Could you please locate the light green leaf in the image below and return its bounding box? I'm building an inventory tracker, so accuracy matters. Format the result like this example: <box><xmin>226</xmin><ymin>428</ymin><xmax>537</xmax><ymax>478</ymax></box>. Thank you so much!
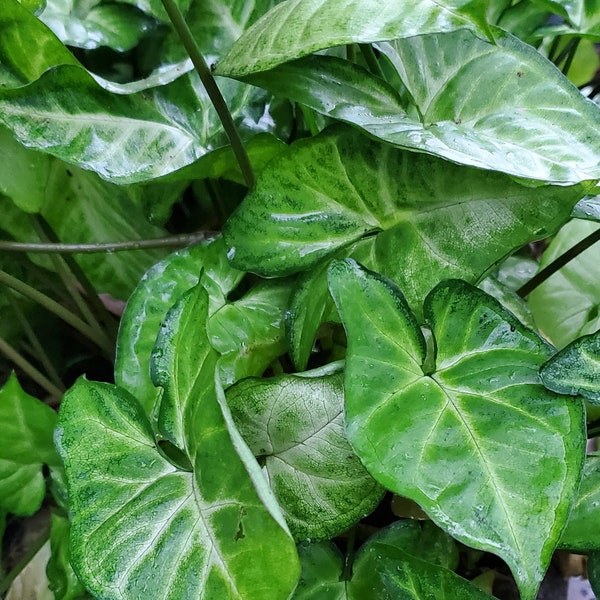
<box><xmin>0</xmin><ymin>126</ymin><xmax>51</xmax><ymax>213</ymax></box>
<box><xmin>572</xmin><ymin>194</ymin><xmax>600</xmax><ymax>221</ymax></box>
<box><xmin>57</xmin><ymin>288</ymin><xmax>300</xmax><ymax>600</ymax></box>
<box><xmin>215</xmin><ymin>0</ymin><xmax>491</xmax><ymax>78</ymax></box>
<box><xmin>0</xmin><ymin>0</ymin><xmax>78</xmax><ymax>87</ymax></box>
<box><xmin>47</xmin><ymin>513</ymin><xmax>90</xmax><ymax>600</ymax></box>
<box><xmin>162</xmin><ymin>0</ymin><xmax>280</xmax><ymax>64</ymax></box>
<box><xmin>115</xmin><ymin>238</ymin><xmax>243</xmax><ymax>412</ymax></box>
<box><xmin>559</xmin><ymin>453</ymin><xmax>600</xmax><ymax>550</ymax></box>
<box><xmin>293</xmin><ymin>522</ymin><xmax>489</xmax><ymax>600</ymax></box>
<box><xmin>535</xmin><ymin>0</ymin><xmax>600</xmax><ymax>37</ymax></box>
<box><xmin>328</xmin><ymin>260</ymin><xmax>585</xmax><ymax>600</ymax></box>
<box><xmin>529</xmin><ymin>219</ymin><xmax>600</xmax><ymax>349</ymax></box>
<box><xmin>40</xmin><ymin>0</ymin><xmax>155</xmax><ymax>51</ymax></box>
<box><xmin>113</xmin><ymin>0</ymin><xmax>191</xmax><ymax>22</ymax></box>
<box><xmin>0</xmin><ymin>373</ymin><xmax>60</xmax><ymax>516</ymax></box>
<box><xmin>226</xmin><ymin>364</ymin><xmax>384</xmax><ymax>540</ymax></box>
<box><xmin>540</xmin><ymin>329</ymin><xmax>600</xmax><ymax>402</ymax></box>
<box><xmin>208</xmin><ymin>279</ymin><xmax>292</xmax><ymax>387</ymax></box>
<box><xmin>239</xmin><ymin>28</ymin><xmax>600</xmax><ymax>183</ymax></box>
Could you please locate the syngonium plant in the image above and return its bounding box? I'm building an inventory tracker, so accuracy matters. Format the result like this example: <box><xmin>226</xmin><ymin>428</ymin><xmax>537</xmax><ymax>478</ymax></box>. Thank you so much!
<box><xmin>1</xmin><ymin>0</ymin><xmax>600</xmax><ymax>599</ymax></box>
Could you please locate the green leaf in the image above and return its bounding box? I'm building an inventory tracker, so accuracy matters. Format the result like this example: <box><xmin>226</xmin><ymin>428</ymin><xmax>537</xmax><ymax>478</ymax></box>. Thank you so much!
<box><xmin>215</xmin><ymin>0</ymin><xmax>491</xmax><ymax>78</ymax></box>
<box><xmin>57</xmin><ymin>303</ymin><xmax>299</xmax><ymax>599</ymax></box>
<box><xmin>47</xmin><ymin>513</ymin><xmax>90</xmax><ymax>600</ymax></box>
<box><xmin>529</xmin><ymin>219</ymin><xmax>600</xmax><ymax>349</ymax></box>
<box><xmin>572</xmin><ymin>193</ymin><xmax>600</xmax><ymax>221</ymax></box>
<box><xmin>40</xmin><ymin>0</ymin><xmax>155</xmax><ymax>51</ymax></box>
<box><xmin>293</xmin><ymin>522</ymin><xmax>489</xmax><ymax>600</ymax></box>
<box><xmin>208</xmin><ymin>279</ymin><xmax>292</xmax><ymax>387</ymax></box>
<box><xmin>0</xmin><ymin>0</ymin><xmax>78</xmax><ymax>87</ymax></box>
<box><xmin>0</xmin><ymin>126</ymin><xmax>51</xmax><ymax>213</ymax></box>
<box><xmin>535</xmin><ymin>0</ymin><xmax>600</xmax><ymax>37</ymax></box>
<box><xmin>239</xmin><ymin>28</ymin><xmax>600</xmax><ymax>183</ymax></box>
<box><xmin>559</xmin><ymin>454</ymin><xmax>600</xmax><ymax>550</ymax></box>
<box><xmin>540</xmin><ymin>330</ymin><xmax>600</xmax><ymax>402</ymax></box>
<box><xmin>162</xmin><ymin>0</ymin><xmax>280</xmax><ymax>64</ymax></box>
<box><xmin>114</xmin><ymin>0</ymin><xmax>191</xmax><ymax>22</ymax></box>
<box><xmin>225</xmin><ymin>127</ymin><xmax>585</xmax><ymax>282</ymax></box>
<box><xmin>226</xmin><ymin>363</ymin><xmax>384</xmax><ymax>540</ymax></box>
<box><xmin>0</xmin><ymin>373</ymin><xmax>60</xmax><ymax>516</ymax></box>
<box><xmin>328</xmin><ymin>260</ymin><xmax>585</xmax><ymax>600</ymax></box>
<box><xmin>115</xmin><ymin>238</ymin><xmax>243</xmax><ymax>413</ymax></box>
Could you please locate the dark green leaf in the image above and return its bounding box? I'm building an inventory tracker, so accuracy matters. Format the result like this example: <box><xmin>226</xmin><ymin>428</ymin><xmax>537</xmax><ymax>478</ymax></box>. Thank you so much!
<box><xmin>47</xmin><ymin>513</ymin><xmax>90</xmax><ymax>600</ymax></box>
<box><xmin>0</xmin><ymin>373</ymin><xmax>60</xmax><ymax>516</ymax></box>
<box><xmin>541</xmin><ymin>330</ymin><xmax>600</xmax><ymax>402</ymax></box>
<box><xmin>215</xmin><ymin>0</ymin><xmax>492</xmax><ymax>77</ymax></box>
<box><xmin>0</xmin><ymin>0</ymin><xmax>77</xmax><ymax>87</ymax></box>
<box><xmin>226</xmin><ymin>363</ymin><xmax>384</xmax><ymax>540</ymax></box>
<box><xmin>559</xmin><ymin>454</ymin><xmax>600</xmax><ymax>550</ymax></box>
<box><xmin>40</xmin><ymin>1</ymin><xmax>155</xmax><ymax>51</ymax></box>
<box><xmin>328</xmin><ymin>260</ymin><xmax>585</xmax><ymax>600</ymax></box>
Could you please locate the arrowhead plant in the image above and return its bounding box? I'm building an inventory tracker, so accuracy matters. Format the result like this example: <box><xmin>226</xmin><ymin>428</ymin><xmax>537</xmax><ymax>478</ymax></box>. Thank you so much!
<box><xmin>1</xmin><ymin>1</ymin><xmax>600</xmax><ymax>599</ymax></box>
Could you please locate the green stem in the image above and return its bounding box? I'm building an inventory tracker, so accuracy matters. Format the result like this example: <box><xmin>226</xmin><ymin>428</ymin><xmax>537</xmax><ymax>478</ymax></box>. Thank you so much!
<box><xmin>34</xmin><ymin>216</ymin><xmax>119</xmax><ymax>345</ymax></box>
<box><xmin>0</xmin><ymin>231</ymin><xmax>211</xmax><ymax>254</ymax></box>
<box><xmin>0</xmin><ymin>526</ymin><xmax>50</xmax><ymax>596</ymax></box>
<box><xmin>0</xmin><ymin>337</ymin><xmax>64</xmax><ymax>400</ymax></box>
<box><xmin>31</xmin><ymin>216</ymin><xmax>112</xmax><ymax>350</ymax></box>
<box><xmin>0</xmin><ymin>269</ymin><xmax>113</xmax><ymax>357</ymax></box>
<box><xmin>7</xmin><ymin>293</ymin><xmax>65</xmax><ymax>393</ymax></box>
<box><xmin>517</xmin><ymin>228</ymin><xmax>600</xmax><ymax>297</ymax></box>
<box><xmin>548</xmin><ymin>35</ymin><xmax>562</xmax><ymax>63</ymax></box>
<box><xmin>160</xmin><ymin>0</ymin><xmax>254</xmax><ymax>188</ymax></box>
<box><xmin>561</xmin><ymin>37</ymin><xmax>581</xmax><ymax>77</ymax></box>
<box><xmin>341</xmin><ymin>526</ymin><xmax>357</xmax><ymax>581</ymax></box>
<box><xmin>359</xmin><ymin>43</ymin><xmax>384</xmax><ymax>79</ymax></box>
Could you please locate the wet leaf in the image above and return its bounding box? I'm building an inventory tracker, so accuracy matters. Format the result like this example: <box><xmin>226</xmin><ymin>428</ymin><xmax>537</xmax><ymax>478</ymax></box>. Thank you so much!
<box><xmin>328</xmin><ymin>260</ymin><xmax>585</xmax><ymax>600</ymax></box>
<box><xmin>226</xmin><ymin>363</ymin><xmax>384</xmax><ymax>540</ymax></box>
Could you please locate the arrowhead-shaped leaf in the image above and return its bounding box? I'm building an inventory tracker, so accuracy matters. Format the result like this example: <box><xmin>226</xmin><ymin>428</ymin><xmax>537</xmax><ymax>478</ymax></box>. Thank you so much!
<box><xmin>541</xmin><ymin>330</ymin><xmax>600</xmax><ymax>403</ymax></box>
<box><xmin>226</xmin><ymin>363</ymin><xmax>384</xmax><ymax>540</ymax></box>
<box><xmin>57</xmin><ymin>284</ymin><xmax>299</xmax><ymax>600</ymax></box>
<box><xmin>0</xmin><ymin>373</ymin><xmax>60</xmax><ymax>516</ymax></box>
<box><xmin>215</xmin><ymin>0</ymin><xmax>491</xmax><ymax>77</ymax></box>
<box><xmin>327</xmin><ymin>259</ymin><xmax>585</xmax><ymax>600</ymax></box>
<box><xmin>238</xmin><ymin>28</ymin><xmax>600</xmax><ymax>183</ymax></box>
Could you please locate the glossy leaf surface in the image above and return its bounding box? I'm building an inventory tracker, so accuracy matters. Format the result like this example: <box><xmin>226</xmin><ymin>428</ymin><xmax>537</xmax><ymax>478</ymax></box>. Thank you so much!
<box><xmin>529</xmin><ymin>219</ymin><xmax>600</xmax><ymax>349</ymax></box>
<box><xmin>215</xmin><ymin>0</ymin><xmax>491</xmax><ymax>77</ymax></box>
<box><xmin>40</xmin><ymin>1</ymin><xmax>155</xmax><ymax>52</ymax></box>
<box><xmin>293</xmin><ymin>521</ymin><xmax>488</xmax><ymax>600</ymax></box>
<box><xmin>227</xmin><ymin>364</ymin><xmax>384</xmax><ymax>539</ymax></box>
<box><xmin>328</xmin><ymin>260</ymin><xmax>585</xmax><ymax>600</ymax></box>
<box><xmin>0</xmin><ymin>373</ymin><xmax>60</xmax><ymax>516</ymax></box>
<box><xmin>559</xmin><ymin>454</ymin><xmax>600</xmax><ymax>550</ymax></box>
<box><xmin>115</xmin><ymin>238</ymin><xmax>243</xmax><ymax>412</ymax></box>
<box><xmin>536</xmin><ymin>0</ymin><xmax>600</xmax><ymax>37</ymax></box>
<box><xmin>57</xmin><ymin>286</ymin><xmax>299</xmax><ymax>599</ymax></box>
<box><xmin>240</xmin><ymin>28</ymin><xmax>600</xmax><ymax>183</ymax></box>
<box><xmin>541</xmin><ymin>330</ymin><xmax>600</xmax><ymax>402</ymax></box>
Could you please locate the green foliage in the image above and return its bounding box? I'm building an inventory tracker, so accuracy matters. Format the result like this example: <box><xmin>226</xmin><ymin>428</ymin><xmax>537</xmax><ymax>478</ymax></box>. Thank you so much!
<box><xmin>1</xmin><ymin>0</ymin><xmax>600</xmax><ymax>598</ymax></box>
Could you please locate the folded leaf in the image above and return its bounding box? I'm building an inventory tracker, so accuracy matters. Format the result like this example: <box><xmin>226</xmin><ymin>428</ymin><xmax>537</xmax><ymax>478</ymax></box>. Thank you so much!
<box><xmin>328</xmin><ymin>260</ymin><xmax>585</xmax><ymax>600</ymax></box>
<box><xmin>57</xmin><ymin>286</ymin><xmax>299</xmax><ymax>600</ymax></box>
